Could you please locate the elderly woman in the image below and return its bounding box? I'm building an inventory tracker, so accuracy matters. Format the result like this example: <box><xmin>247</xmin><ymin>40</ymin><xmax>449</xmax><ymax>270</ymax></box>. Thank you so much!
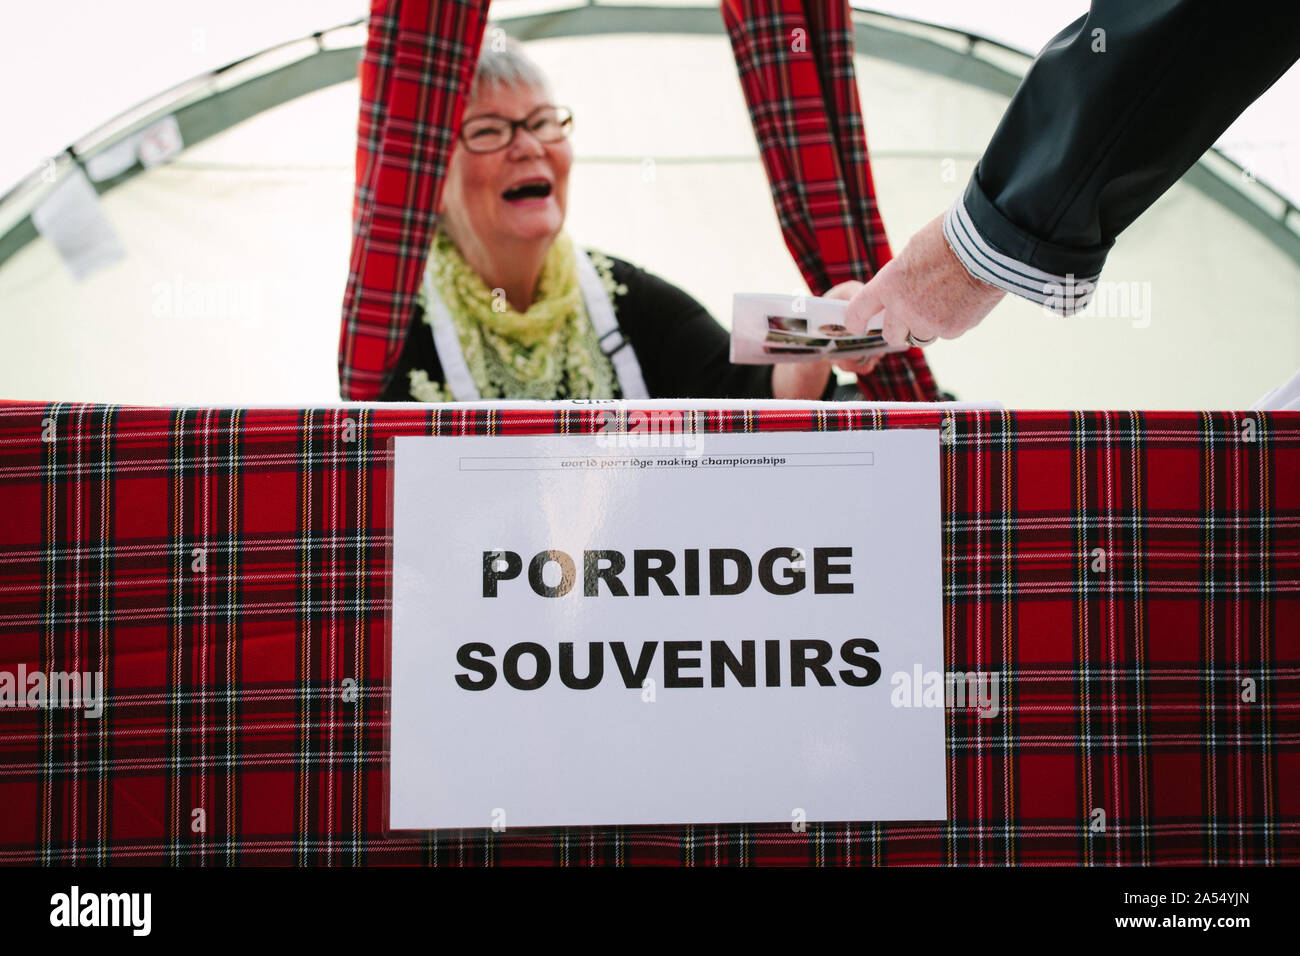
<box><xmin>378</xmin><ymin>38</ymin><xmax>877</xmax><ymax>402</ymax></box>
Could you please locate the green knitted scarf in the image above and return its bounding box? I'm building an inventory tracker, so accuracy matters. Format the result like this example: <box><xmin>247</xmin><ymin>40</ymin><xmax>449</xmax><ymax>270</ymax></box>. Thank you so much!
<box><xmin>414</xmin><ymin>227</ymin><xmax>619</xmax><ymax>401</ymax></box>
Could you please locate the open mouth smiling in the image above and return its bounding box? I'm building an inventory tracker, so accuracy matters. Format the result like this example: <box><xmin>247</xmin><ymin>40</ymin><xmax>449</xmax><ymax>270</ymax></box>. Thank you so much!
<box><xmin>502</xmin><ymin>179</ymin><xmax>553</xmax><ymax>202</ymax></box>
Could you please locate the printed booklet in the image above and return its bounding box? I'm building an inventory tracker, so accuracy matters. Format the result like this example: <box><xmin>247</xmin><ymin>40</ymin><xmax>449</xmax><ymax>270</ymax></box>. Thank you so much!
<box><xmin>730</xmin><ymin>292</ymin><xmax>908</xmax><ymax>365</ymax></box>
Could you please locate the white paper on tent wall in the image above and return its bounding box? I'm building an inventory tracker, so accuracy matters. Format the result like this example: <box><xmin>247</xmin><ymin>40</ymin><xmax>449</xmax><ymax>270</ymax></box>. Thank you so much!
<box><xmin>85</xmin><ymin>139</ymin><xmax>140</xmax><ymax>183</ymax></box>
<box><xmin>30</xmin><ymin>164</ymin><xmax>126</xmax><ymax>281</ymax></box>
<box><xmin>137</xmin><ymin>115</ymin><xmax>184</xmax><ymax>168</ymax></box>
<box><xmin>85</xmin><ymin>115</ymin><xmax>185</xmax><ymax>182</ymax></box>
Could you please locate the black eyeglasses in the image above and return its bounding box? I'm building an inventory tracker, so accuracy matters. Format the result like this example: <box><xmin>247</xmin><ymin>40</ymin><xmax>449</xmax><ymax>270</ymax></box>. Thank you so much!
<box><xmin>459</xmin><ymin>105</ymin><xmax>574</xmax><ymax>154</ymax></box>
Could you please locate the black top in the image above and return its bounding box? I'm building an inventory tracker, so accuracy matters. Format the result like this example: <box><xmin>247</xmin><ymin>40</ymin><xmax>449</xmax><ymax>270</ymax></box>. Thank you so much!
<box><xmin>377</xmin><ymin>250</ymin><xmax>835</xmax><ymax>401</ymax></box>
<box><xmin>963</xmin><ymin>0</ymin><xmax>1300</xmax><ymax>279</ymax></box>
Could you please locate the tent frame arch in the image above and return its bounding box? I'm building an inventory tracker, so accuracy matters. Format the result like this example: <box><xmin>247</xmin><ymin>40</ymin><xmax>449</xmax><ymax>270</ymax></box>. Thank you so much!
<box><xmin>2</xmin><ymin>0</ymin><xmax>1296</xmax><ymax>271</ymax></box>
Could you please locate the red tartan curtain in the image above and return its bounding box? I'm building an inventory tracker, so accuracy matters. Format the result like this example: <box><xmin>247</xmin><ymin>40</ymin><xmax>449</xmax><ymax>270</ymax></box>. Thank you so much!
<box><xmin>721</xmin><ymin>0</ymin><xmax>940</xmax><ymax>401</ymax></box>
<box><xmin>339</xmin><ymin>0</ymin><xmax>939</xmax><ymax>402</ymax></box>
<box><xmin>338</xmin><ymin>0</ymin><xmax>491</xmax><ymax>400</ymax></box>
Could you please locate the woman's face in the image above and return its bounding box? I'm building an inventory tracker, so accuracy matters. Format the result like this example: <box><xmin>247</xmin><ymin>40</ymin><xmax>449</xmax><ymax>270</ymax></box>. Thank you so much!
<box><xmin>438</xmin><ymin>82</ymin><xmax>572</xmax><ymax>250</ymax></box>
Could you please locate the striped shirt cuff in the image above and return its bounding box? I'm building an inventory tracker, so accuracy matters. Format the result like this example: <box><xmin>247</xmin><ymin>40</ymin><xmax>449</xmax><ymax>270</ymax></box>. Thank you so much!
<box><xmin>942</xmin><ymin>197</ymin><xmax>1100</xmax><ymax>316</ymax></box>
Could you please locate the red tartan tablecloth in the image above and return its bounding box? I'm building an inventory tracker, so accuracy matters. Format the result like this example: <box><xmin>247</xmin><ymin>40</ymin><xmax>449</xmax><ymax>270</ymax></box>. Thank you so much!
<box><xmin>0</xmin><ymin>402</ymin><xmax>1296</xmax><ymax>865</ymax></box>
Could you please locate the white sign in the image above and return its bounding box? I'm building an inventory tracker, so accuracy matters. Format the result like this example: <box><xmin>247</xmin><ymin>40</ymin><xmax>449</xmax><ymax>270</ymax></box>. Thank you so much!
<box><xmin>389</xmin><ymin>427</ymin><xmax>945</xmax><ymax>829</ymax></box>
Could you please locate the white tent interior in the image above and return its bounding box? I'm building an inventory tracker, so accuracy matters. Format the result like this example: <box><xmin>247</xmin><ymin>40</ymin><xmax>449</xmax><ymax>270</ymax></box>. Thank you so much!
<box><xmin>1</xmin><ymin>0</ymin><xmax>1297</xmax><ymax>407</ymax></box>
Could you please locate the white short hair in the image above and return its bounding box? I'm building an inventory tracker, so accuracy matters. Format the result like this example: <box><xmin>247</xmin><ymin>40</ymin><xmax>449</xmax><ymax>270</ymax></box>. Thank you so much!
<box><xmin>469</xmin><ymin>32</ymin><xmax>553</xmax><ymax>101</ymax></box>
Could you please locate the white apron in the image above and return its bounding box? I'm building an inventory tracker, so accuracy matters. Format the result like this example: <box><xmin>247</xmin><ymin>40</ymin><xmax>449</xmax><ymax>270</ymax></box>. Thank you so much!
<box><xmin>421</xmin><ymin>249</ymin><xmax>649</xmax><ymax>401</ymax></box>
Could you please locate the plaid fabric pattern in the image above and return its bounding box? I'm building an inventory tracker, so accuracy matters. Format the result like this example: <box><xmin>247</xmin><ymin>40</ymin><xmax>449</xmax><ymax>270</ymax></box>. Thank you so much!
<box><xmin>1</xmin><ymin>401</ymin><xmax>1296</xmax><ymax>865</ymax></box>
<box><xmin>339</xmin><ymin>0</ymin><xmax>491</xmax><ymax>400</ymax></box>
<box><xmin>721</xmin><ymin>0</ymin><xmax>939</xmax><ymax>402</ymax></box>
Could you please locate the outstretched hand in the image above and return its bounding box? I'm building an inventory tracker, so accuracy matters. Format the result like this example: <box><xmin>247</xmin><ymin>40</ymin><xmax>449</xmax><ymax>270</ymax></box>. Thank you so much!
<box><xmin>843</xmin><ymin>214</ymin><xmax>1006</xmax><ymax>348</ymax></box>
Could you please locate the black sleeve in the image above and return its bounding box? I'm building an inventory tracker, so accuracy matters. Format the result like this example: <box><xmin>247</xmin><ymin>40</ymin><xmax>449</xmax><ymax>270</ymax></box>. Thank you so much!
<box><xmin>962</xmin><ymin>0</ymin><xmax>1300</xmax><ymax>281</ymax></box>
<box><xmin>378</xmin><ymin>259</ymin><xmax>835</xmax><ymax>401</ymax></box>
<box><xmin>606</xmin><ymin>256</ymin><xmax>834</xmax><ymax>400</ymax></box>
<box><xmin>377</xmin><ymin>304</ymin><xmax>445</xmax><ymax>401</ymax></box>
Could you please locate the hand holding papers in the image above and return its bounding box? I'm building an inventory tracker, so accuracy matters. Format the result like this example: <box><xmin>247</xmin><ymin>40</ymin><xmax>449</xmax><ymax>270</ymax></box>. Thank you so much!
<box><xmin>730</xmin><ymin>293</ymin><xmax>909</xmax><ymax>366</ymax></box>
